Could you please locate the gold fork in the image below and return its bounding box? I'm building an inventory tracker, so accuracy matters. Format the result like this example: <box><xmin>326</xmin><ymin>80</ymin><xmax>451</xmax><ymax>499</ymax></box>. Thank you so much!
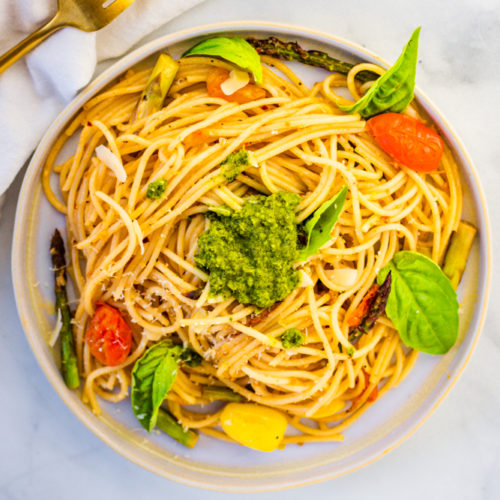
<box><xmin>0</xmin><ymin>0</ymin><xmax>135</xmax><ymax>75</ymax></box>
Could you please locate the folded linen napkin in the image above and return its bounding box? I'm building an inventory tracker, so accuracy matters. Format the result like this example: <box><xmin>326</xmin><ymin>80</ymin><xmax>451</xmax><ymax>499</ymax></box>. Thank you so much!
<box><xmin>0</xmin><ymin>0</ymin><xmax>204</xmax><ymax>215</ymax></box>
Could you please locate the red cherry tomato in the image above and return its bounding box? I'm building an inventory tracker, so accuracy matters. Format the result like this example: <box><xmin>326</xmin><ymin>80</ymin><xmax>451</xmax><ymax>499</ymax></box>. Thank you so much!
<box><xmin>366</xmin><ymin>113</ymin><xmax>444</xmax><ymax>172</ymax></box>
<box><xmin>206</xmin><ymin>68</ymin><xmax>267</xmax><ymax>104</ymax></box>
<box><xmin>347</xmin><ymin>283</ymin><xmax>380</xmax><ymax>328</ymax></box>
<box><xmin>86</xmin><ymin>303</ymin><xmax>132</xmax><ymax>366</ymax></box>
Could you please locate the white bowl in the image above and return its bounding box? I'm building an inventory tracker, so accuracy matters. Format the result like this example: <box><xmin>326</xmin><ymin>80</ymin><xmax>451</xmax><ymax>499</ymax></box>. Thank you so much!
<box><xmin>11</xmin><ymin>21</ymin><xmax>491</xmax><ymax>492</ymax></box>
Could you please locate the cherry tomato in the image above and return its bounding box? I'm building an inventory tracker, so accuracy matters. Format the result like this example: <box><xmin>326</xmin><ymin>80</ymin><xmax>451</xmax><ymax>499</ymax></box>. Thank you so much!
<box><xmin>85</xmin><ymin>303</ymin><xmax>132</xmax><ymax>366</ymax></box>
<box><xmin>347</xmin><ymin>283</ymin><xmax>379</xmax><ymax>328</ymax></box>
<box><xmin>366</xmin><ymin>112</ymin><xmax>444</xmax><ymax>172</ymax></box>
<box><xmin>206</xmin><ymin>68</ymin><xmax>267</xmax><ymax>104</ymax></box>
<box><xmin>220</xmin><ymin>403</ymin><xmax>287</xmax><ymax>452</ymax></box>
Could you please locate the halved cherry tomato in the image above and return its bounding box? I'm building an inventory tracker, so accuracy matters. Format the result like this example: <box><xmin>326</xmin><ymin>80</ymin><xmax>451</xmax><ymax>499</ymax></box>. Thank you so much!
<box><xmin>366</xmin><ymin>112</ymin><xmax>443</xmax><ymax>172</ymax></box>
<box><xmin>347</xmin><ymin>283</ymin><xmax>379</xmax><ymax>328</ymax></box>
<box><xmin>206</xmin><ymin>68</ymin><xmax>267</xmax><ymax>104</ymax></box>
<box><xmin>85</xmin><ymin>303</ymin><xmax>132</xmax><ymax>366</ymax></box>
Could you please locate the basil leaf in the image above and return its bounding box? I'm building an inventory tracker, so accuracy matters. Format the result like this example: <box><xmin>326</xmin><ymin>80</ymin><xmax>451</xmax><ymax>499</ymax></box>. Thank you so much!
<box><xmin>377</xmin><ymin>251</ymin><xmax>459</xmax><ymax>354</ymax></box>
<box><xmin>183</xmin><ymin>36</ymin><xmax>263</xmax><ymax>84</ymax></box>
<box><xmin>298</xmin><ymin>185</ymin><xmax>348</xmax><ymax>260</ymax></box>
<box><xmin>339</xmin><ymin>28</ymin><xmax>420</xmax><ymax>118</ymax></box>
<box><xmin>131</xmin><ymin>341</ymin><xmax>183</xmax><ymax>432</ymax></box>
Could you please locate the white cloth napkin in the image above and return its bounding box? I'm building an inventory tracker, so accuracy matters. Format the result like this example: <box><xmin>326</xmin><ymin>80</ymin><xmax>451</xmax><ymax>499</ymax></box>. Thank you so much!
<box><xmin>0</xmin><ymin>0</ymin><xmax>204</xmax><ymax>212</ymax></box>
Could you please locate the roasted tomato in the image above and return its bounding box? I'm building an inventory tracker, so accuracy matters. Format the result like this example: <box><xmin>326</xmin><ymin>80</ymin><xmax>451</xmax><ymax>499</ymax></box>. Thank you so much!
<box><xmin>85</xmin><ymin>303</ymin><xmax>132</xmax><ymax>366</ymax></box>
<box><xmin>347</xmin><ymin>283</ymin><xmax>380</xmax><ymax>328</ymax></box>
<box><xmin>206</xmin><ymin>67</ymin><xmax>267</xmax><ymax>104</ymax></box>
<box><xmin>366</xmin><ymin>112</ymin><xmax>444</xmax><ymax>172</ymax></box>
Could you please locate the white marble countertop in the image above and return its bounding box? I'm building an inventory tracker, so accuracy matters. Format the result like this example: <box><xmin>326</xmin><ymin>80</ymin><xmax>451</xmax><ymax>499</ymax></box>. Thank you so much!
<box><xmin>1</xmin><ymin>0</ymin><xmax>499</xmax><ymax>498</ymax></box>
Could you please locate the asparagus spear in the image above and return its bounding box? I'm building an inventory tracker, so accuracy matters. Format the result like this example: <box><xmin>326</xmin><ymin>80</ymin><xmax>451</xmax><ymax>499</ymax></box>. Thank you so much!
<box><xmin>442</xmin><ymin>221</ymin><xmax>477</xmax><ymax>290</ymax></box>
<box><xmin>50</xmin><ymin>229</ymin><xmax>80</xmax><ymax>389</ymax></box>
<box><xmin>247</xmin><ymin>36</ymin><xmax>379</xmax><ymax>83</ymax></box>
<box><xmin>156</xmin><ymin>409</ymin><xmax>199</xmax><ymax>448</ymax></box>
<box><xmin>349</xmin><ymin>272</ymin><xmax>392</xmax><ymax>345</ymax></box>
<box><xmin>202</xmin><ymin>385</ymin><xmax>244</xmax><ymax>402</ymax></box>
<box><xmin>133</xmin><ymin>53</ymin><xmax>179</xmax><ymax>121</ymax></box>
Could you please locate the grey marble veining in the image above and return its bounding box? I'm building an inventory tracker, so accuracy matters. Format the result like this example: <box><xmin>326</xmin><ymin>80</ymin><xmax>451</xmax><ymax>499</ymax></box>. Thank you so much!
<box><xmin>1</xmin><ymin>1</ymin><xmax>499</xmax><ymax>499</ymax></box>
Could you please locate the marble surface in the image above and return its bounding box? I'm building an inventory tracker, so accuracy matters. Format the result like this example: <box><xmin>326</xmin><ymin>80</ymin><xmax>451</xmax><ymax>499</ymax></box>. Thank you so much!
<box><xmin>1</xmin><ymin>0</ymin><xmax>499</xmax><ymax>498</ymax></box>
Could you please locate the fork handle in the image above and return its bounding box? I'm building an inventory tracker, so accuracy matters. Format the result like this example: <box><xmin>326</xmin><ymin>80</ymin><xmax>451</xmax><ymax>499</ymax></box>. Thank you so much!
<box><xmin>0</xmin><ymin>15</ymin><xmax>66</xmax><ymax>75</ymax></box>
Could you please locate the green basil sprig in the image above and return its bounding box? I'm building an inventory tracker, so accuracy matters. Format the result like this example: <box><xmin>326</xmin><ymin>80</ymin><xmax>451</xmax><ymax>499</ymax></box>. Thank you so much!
<box><xmin>378</xmin><ymin>251</ymin><xmax>459</xmax><ymax>355</ymax></box>
<box><xmin>298</xmin><ymin>185</ymin><xmax>348</xmax><ymax>261</ymax></box>
<box><xmin>131</xmin><ymin>341</ymin><xmax>201</xmax><ymax>432</ymax></box>
<box><xmin>183</xmin><ymin>36</ymin><xmax>263</xmax><ymax>84</ymax></box>
<box><xmin>339</xmin><ymin>28</ymin><xmax>420</xmax><ymax>118</ymax></box>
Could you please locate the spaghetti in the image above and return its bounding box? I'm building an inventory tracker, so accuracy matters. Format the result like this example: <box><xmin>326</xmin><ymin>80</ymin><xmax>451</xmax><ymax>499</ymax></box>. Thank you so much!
<box><xmin>43</xmin><ymin>51</ymin><xmax>462</xmax><ymax>447</ymax></box>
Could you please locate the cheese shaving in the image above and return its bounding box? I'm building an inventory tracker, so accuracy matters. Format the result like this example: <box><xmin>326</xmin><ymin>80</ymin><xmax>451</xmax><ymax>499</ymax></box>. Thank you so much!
<box><xmin>96</xmin><ymin>145</ymin><xmax>127</xmax><ymax>183</ymax></box>
<box><xmin>326</xmin><ymin>268</ymin><xmax>358</xmax><ymax>288</ymax></box>
<box><xmin>220</xmin><ymin>69</ymin><xmax>250</xmax><ymax>96</ymax></box>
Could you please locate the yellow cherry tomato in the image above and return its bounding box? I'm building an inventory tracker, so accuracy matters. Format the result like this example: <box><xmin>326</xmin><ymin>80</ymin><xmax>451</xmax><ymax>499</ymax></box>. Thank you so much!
<box><xmin>312</xmin><ymin>399</ymin><xmax>345</xmax><ymax>419</ymax></box>
<box><xmin>220</xmin><ymin>403</ymin><xmax>288</xmax><ymax>452</ymax></box>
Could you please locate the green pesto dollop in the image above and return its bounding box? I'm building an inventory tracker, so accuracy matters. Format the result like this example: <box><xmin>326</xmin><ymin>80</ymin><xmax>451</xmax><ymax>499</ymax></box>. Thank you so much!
<box><xmin>146</xmin><ymin>178</ymin><xmax>167</xmax><ymax>199</ymax></box>
<box><xmin>195</xmin><ymin>191</ymin><xmax>301</xmax><ymax>308</ymax></box>
<box><xmin>221</xmin><ymin>148</ymin><xmax>250</xmax><ymax>182</ymax></box>
<box><xmin>280</xmin><ymin>328</ymin><xmax>305</xmax><ymax>348</ymax></box>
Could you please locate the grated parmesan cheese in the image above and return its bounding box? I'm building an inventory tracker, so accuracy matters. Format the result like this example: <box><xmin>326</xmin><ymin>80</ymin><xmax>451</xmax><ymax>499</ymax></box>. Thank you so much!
<box><xmin>95</xmin><ymin>144</ymin><xmax>127</xmax><ymax>183</ymax></box>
